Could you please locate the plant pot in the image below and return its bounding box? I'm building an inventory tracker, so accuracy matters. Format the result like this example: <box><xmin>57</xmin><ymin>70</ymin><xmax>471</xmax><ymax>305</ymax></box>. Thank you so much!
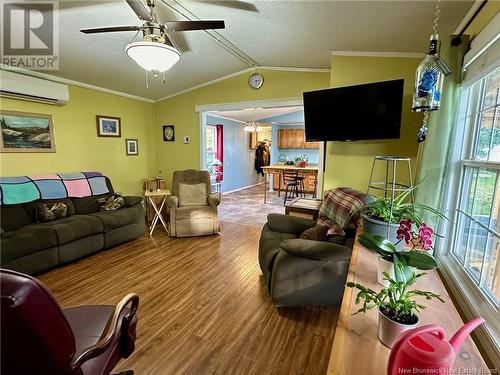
<box><xmin>362</xmin><ymin>214</ymin><xmax>404</xmax><ymax>250</ymax></box>
<box><xmin>377</xmin><ymin>307</ymin><xmax>419</xmax><ymax>348</ymax></box>
<box><xmin>377</xmin><ymin>256</ymin><xmax>395</xmax><ymax>287</ymax></box>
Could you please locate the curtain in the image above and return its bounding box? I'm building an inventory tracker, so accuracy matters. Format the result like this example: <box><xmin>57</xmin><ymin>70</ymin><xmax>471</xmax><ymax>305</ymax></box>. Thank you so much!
<box><xmin>414</xmin><ymin>35</ymin><xmax>469</xmax><ymax>233</ymax></box>
<box><xmin>216</xmin><ymin>125</ymin><xmax>223</xmax><ymax>182</ymax></box>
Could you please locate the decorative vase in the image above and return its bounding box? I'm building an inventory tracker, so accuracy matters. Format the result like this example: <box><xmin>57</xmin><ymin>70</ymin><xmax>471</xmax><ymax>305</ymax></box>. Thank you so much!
<box><xmin>362</xmin><ymin>214</ymin><xmax>404</xmax><ymax>250</ymax></box>
<box><xmin>378</xmin><ymin>307</ymin><xmax>419</xmax><ymax>348</ymax></box>
<box><xmin>377</xmin><ymin>256</ymin><xmax>395</xmax><ymax>287</ymax></box>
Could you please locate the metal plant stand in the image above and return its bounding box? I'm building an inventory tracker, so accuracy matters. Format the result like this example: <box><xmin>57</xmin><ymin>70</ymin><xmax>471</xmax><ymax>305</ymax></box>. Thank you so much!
<box><xmin>367</xmin><ymin>156</ymin><xmax>415</xmax><ymax>236</ymax></box>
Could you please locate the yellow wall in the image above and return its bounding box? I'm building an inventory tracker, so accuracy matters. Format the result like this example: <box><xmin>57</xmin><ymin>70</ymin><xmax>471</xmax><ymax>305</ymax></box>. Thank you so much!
<box><xmin>0</xmin><ymin>86</ymin><xmax>155</xmax><ymax>195</ymax></box>
<box><xmin>464</xmin><ymin>2</ymin><xmax>500</xmax><ymax>40</ymax></box>
<box><xmin>323</xmin><ymin>56</ymin><xmax>422</xmax><ymax>192</ymax></box>
<box><xmin>154</xmin><ymin>70</ymin><xmax>330</xmax><ymax>188</ymax></box>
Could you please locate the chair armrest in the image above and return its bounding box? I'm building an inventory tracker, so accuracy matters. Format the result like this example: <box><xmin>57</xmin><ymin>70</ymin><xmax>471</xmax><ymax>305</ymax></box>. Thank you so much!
<box><xmin>280</xmin><ymin>238</ymin><xmax>351</xmax><ymax>262</ymax></box>
<box><xmin>208</xmin><ymin>194</ymin><xmax>220</xmax><ymax>207</ymax></box>
<box><xmin>267</xmin><ymin>213</ymin><xmax>315</xmax><ymax>235</ymax></box>
<box><xmin>167</xmin><ymin>196</ymin><xmax>179</xmax><ymax>208</ymax></box>
<box><xmin>69</xmin><ymin>293</ymin><xmax>139</xmax><ymax>372</ymax></box>
<box><xmin>123</xmin><ymin>196</ymin><xmax>143</xmax><ymax>207</ymax></box>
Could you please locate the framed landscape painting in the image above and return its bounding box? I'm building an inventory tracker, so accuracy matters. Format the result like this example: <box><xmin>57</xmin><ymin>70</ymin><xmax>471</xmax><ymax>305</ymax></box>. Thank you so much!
<box><xmin>96</xmin><ymin>115</ymin><xmax>121</xmax><ymax>137</ymax></box>
<box><xmin>0</xmin><ymin>111</ymin><xmax>56</xmax><ymax>153</ymax></box>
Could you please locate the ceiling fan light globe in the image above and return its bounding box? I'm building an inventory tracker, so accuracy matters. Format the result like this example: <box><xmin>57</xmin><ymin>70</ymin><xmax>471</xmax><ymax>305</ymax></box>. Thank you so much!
<box><xmin>243</xmin><ymin>124</ymin><xmax>254</xmax><ymax>132</ymax></box>
<box><xmin>125</xmin><ymin>41</ymin><xmax>180</xmax><ymax>72</ymax></box>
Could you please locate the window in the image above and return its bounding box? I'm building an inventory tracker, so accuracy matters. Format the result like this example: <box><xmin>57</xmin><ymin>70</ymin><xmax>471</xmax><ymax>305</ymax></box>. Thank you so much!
<box><xmin>451</xmin><ymin>68</ymin><xmax>500</xmax><ymax>308</ymax></box>
<box><xmin>205</xmin><ymin>125</ymin><xmax>217</xmax><ymax>170</ymax></box>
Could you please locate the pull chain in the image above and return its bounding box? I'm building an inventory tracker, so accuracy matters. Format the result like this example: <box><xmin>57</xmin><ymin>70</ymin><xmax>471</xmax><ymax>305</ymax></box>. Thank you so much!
<box><xmin>432</xmin><ymin>0</ymin><xmax>440</xmax><ymax>35</ymax></box>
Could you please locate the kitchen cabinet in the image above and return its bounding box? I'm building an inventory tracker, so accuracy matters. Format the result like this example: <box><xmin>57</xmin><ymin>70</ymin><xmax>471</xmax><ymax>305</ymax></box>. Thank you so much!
<box><xmin>249</xmin><ymin>126</ymin><xmax>272</xmax><ymax>149</ymax></box>
<box><xmin>277</xmin><ymin>128</ymin><xmax>320</xmax><ymax>149</ymax></box>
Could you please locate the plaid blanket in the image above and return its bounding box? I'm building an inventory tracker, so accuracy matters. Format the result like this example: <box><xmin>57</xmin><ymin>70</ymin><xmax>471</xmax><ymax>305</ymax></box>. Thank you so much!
<box><xmin>319</xmin><ymin>187</ymin><xmax>375</xmax><ymax>229</ymax></box>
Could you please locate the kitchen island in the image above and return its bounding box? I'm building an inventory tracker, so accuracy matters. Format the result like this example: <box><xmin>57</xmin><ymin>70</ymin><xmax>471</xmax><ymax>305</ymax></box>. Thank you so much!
<box><xmin>262</xmin><ymin>164</ymin><xmax>319</xmax><ymax>204</ymax></box>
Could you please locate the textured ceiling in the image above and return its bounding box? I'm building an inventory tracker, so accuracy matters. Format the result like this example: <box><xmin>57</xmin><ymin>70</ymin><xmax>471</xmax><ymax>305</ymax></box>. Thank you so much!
<box><xmin>41</xmin><ymin>0</ymin><xmax>474</xmax><ymax>100</ymax></box>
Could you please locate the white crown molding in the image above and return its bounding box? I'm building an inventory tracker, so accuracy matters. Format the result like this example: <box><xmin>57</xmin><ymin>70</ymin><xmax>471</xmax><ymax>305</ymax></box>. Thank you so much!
<box><xmin>0</xmin><ymin>65</ymin><xmax>155</xmax><ymax>103</ymax></box>
<box><xmin>1</xmin><ymin>64</ymin><xmax>330</xmax><ymax>105</ymax></box>
<box><xmin>156</xmin><ymin>66</ymin><xmax>331</xmax><ymax>102</ymax></box>
<box><xmin>206</xmin><ymin>113</ymin><xmax>247</xmax><ymax>125</ymax></box>
<box><xmin>195</xmin><ymin>97</ymin><xmax>303</xmax><ymax>113</ymax></box>
<box><xmin>453</xmin><ymin>0</ymin><xmax>486</xmax><ymax>35</ymax></box>
<box><xmin>331</xmin><ymin>50</ymin><xmax>423</xmax><ymax>58</ymax></box>
<box><xmin>258</xmin><ymin>66</ymin><xmax>331</xmax><ymax>73</ymax></box>
<box><xmin>156</xmin><ymin>67</ymin><xmax>255</xmax><ymax>102</ymax></box>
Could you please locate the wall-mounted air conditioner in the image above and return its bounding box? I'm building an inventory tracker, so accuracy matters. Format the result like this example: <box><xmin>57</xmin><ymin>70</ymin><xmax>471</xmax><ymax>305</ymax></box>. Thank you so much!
<box><xmin>0</xmin><ymin>70</ymin><xmax>69</xmax><ymax>105</ymax></box>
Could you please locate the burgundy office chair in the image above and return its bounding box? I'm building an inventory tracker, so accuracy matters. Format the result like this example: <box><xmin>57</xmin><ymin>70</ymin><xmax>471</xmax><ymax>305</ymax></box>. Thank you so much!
<box><xmin>1</xmin><ymin>268</ymin><xmax>139</xmax><ymax>375</ymax></box>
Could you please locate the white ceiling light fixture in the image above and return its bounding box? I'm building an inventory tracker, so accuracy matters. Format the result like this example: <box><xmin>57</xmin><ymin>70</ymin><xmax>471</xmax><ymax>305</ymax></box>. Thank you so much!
<box><xmin>244</xmin><ymin>108</ymin><xmax>263</xmax><ymax>132</ymax></box>
<box><xmin>79</xmin><ymin>0</ymin><xmax>225</xmax><ymax>88</ymax></box>
<box><xmin>125</xmin><ymin>41</ymin><xmax>181</xmax><ymax>73</ymax></box>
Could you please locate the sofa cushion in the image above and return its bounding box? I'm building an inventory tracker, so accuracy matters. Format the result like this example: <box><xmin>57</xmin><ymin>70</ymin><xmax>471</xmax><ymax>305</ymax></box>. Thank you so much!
<box><xmin>97</xmin><ymin>194</ymin><xmax>125</xmax><ymax>211</ymax></box>
<box><xmin>175</xmin><ymin>205</ymin><xmax>213</xmax><ymax>220</ymax></box>
<box><xmin>0</xmin><ymin>205</ymin><xmax>32</xmax><ymax>232</ymax></box>
<box><xmin>178</xmin><ymin>183</ymin><xmax>208</xmax><ymax>207</ymax></box>
<box><xmin>36</xmin><ymin>202</ymin><xmax>69</xmax><ymax>223</ymax></box>
<box><xmin>72</xmin><ymin>195</ymin><xmax>110</xmax><ymax>215</ymax></box>
<box><xmin>40</xmin><ymin>215</ymin><xmax>103</xmax><ymax>245</ymax></box>
<box><xmin>300</xmin><ymin>224</ymin><xmax>329</xmax><ymax>241</ymax></box>
<box><xmin>1</xmin><ymin>225</ymin><xmax>58</xmax><ymax>263</ymax></box>
<box><xmin>90</xmin><ymin>206</ymin><xmax>141</xmax><ymax>232</ymax></box>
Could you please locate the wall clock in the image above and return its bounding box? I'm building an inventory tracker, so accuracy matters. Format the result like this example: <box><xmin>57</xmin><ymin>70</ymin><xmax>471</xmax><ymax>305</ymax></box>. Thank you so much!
<box><xmin>163</xmin><ymin>125</ymin><xmax>175</xmax><ymax>142</ymax></box>
<box><xmin>248</xmin><ymin>73</ymin><xmax>264</xmax><ymax>90</ymax></box>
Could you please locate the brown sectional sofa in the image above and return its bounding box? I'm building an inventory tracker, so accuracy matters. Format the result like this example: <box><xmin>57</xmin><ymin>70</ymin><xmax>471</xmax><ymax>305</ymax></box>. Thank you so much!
<box><xmin>1</xmin><ymin>177</ymin><xmax>145</xmax><ymax>275</ymax></box>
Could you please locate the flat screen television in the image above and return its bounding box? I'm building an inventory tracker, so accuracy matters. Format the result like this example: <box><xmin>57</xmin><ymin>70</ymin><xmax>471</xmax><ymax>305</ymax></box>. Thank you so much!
<box><xmin>303</xmin><ymin>79</ymin><xmax>404</xmax><ymax>142</ymax></box>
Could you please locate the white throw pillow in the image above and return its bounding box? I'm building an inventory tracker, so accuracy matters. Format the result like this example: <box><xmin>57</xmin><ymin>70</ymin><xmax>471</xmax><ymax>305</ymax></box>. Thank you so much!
<box><xmin>178</xmin><ymin>183</ymin><xmax>208</xmax><ymax>207</ymax></box>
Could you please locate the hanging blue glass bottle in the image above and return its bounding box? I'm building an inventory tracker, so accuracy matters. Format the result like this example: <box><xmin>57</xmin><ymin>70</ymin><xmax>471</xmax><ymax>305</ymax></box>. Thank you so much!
<box><xmin>412</xmin><ymin>34</ymin><xmax>444</xmax><ymax>112</ymax></box>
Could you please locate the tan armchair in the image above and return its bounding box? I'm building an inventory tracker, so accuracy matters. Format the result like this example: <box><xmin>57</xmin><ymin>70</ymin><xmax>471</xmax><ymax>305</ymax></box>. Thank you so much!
<box><xmin>167</xmin><ymin>169</ymin><xmax>220</xmax><ymax>237</ymax></box>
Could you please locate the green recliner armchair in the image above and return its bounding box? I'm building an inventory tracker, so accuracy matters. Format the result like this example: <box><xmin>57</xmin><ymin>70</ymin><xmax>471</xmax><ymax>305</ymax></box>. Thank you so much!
<box><xmin>259</xmin><ymin>213</ymin><xmax>353</xmax><ymax>306</ymax></box>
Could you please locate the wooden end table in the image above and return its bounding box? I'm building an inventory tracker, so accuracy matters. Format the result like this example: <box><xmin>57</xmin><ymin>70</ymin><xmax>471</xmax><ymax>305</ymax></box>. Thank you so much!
<box><xmin>285</xmin><ymin>197</ymin><xmax>322</xmax><ymax>221</ymax></box>
<box><xmin>144</xmin><ymin>189</ymin><xmax>170</xmax><ymax>236</ymax></box>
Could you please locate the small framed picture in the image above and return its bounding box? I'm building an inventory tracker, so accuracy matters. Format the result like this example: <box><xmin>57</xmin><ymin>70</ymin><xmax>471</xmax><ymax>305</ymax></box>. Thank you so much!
<box><xmin>125</xmin><ymin>138</ymin><xmax>138</xmax><ymax>155</ymax></box>
<box><xmin>163</xmin><ymin>125</ymin><xmax>175</xmax><ymax>142</ymax></box>
<box><xmin>96</xmin><ymin>115</ymin><xmax>121</xmax><ymax>137</ymax></box>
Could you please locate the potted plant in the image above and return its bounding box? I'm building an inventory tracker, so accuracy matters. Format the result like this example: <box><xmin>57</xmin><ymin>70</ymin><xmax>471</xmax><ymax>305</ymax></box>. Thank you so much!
<box><xmin>347</xmin><ymin>271</ymin><xmax>444</xmax><ymax>348</ymax></box>
<box><xmin>358</xmin><ymin>219</ymin><xmax>438</xmax><ymax>286</ymax></box>
<box><xmin>361</xmin><ymin>185</ymin><xmax>447</xmax><ymax>248</ymax></box>
<box><xmin>294</xmin><ymin>154</ymin><xmax>308</xmax><ymax>167</ymax></box>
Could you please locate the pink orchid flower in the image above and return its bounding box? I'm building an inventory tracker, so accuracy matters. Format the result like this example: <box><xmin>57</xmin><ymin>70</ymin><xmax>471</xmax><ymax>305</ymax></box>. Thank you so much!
<box><xmin>418</xmin><ymin>223</ymin><xmax>434</xmax><ymax>251</ymax></box>
<box><xmin>396</xmin><ymin>219</ymin><xmax>412</xmax><ymax>243</ymax></box>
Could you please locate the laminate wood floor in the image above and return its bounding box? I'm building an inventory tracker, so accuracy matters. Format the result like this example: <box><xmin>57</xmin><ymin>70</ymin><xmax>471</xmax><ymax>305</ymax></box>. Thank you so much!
<box><xmin>39</xmin><ymin>222</ymin><xmax>339</xmax><ymax>375</ymax></box>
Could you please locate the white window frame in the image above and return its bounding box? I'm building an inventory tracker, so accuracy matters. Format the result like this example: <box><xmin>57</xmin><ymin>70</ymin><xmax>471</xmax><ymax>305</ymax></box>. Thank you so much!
<box><xmin>205</xmin><ymin>124</ymin><xmax>218</xmax><ymax>171</ymax></box>
<box><xmin>438</xmin><ymin>68</ymin><xmax>500</xmax><ymax>366</ymax></box>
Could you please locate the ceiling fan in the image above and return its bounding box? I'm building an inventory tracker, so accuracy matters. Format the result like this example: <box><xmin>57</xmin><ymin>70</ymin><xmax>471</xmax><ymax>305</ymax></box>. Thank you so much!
<box><xmin>80</xmin><ymin>0</ymin><xmax>225</xmax><ymax>78</ymax></box>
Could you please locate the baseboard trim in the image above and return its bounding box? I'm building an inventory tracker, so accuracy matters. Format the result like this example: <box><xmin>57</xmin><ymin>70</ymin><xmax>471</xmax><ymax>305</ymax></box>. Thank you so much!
<box><xmin>222</xmin><ymin>182</ymin><xmax>264</xmax><ymax>195</ymax></box>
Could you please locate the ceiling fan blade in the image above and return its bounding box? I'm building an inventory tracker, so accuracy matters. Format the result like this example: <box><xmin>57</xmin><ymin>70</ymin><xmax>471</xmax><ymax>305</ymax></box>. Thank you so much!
<box><xmin>167</xmin><ymin>33</ymin><xmax>190</xmax><ymax>53</ymax></box>
<box><xmin>125</xmin><ymin>0</ymin><xmax>153</xmax><ymax>21</ymax></box>
<box><xmin>80</xmin><ymin>25</ymin><xmax>142</xmax><ymax>34</ymax></box>
<box><xmin>192</xmin><ymin>0</ymin><xmax>258</xmax><ymax>12</ymax></box>
<box><xmin>165</xmin><ymin>20</ymin><xmax>225</xmax><ymax>32</ymax></box>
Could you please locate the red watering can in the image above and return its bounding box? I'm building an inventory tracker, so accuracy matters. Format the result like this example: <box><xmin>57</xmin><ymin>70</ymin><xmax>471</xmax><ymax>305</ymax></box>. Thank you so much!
<box><xmin>387</xmin><ymin>317</ymin><xmax>485</xmax><ymax>375</ymax></box>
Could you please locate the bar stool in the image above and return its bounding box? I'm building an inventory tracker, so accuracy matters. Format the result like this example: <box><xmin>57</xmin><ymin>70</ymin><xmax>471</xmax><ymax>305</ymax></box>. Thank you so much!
<box><xmin>283</xmin><ymin>170</ymin><xmax>301</xmax><ymax>205</ymax></box>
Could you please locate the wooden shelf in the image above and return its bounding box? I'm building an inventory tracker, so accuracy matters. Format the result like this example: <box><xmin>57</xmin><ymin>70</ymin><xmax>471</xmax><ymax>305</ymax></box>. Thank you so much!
<box><xmin>326</xmin><ymin>235</ymin><xmax>488</xmax><ymax>374</ymax></box>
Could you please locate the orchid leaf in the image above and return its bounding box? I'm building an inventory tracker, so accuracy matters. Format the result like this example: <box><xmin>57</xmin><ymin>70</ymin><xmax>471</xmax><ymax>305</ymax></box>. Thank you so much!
<box><xmin>398</xmin><ymin>250</ymin><xmax>438</xmax><ymax>270</ymax></box>
<box><xmin>358</xmin><ymin>233</ymin><xmax>396</xmax><ymax>254</ymax></box>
